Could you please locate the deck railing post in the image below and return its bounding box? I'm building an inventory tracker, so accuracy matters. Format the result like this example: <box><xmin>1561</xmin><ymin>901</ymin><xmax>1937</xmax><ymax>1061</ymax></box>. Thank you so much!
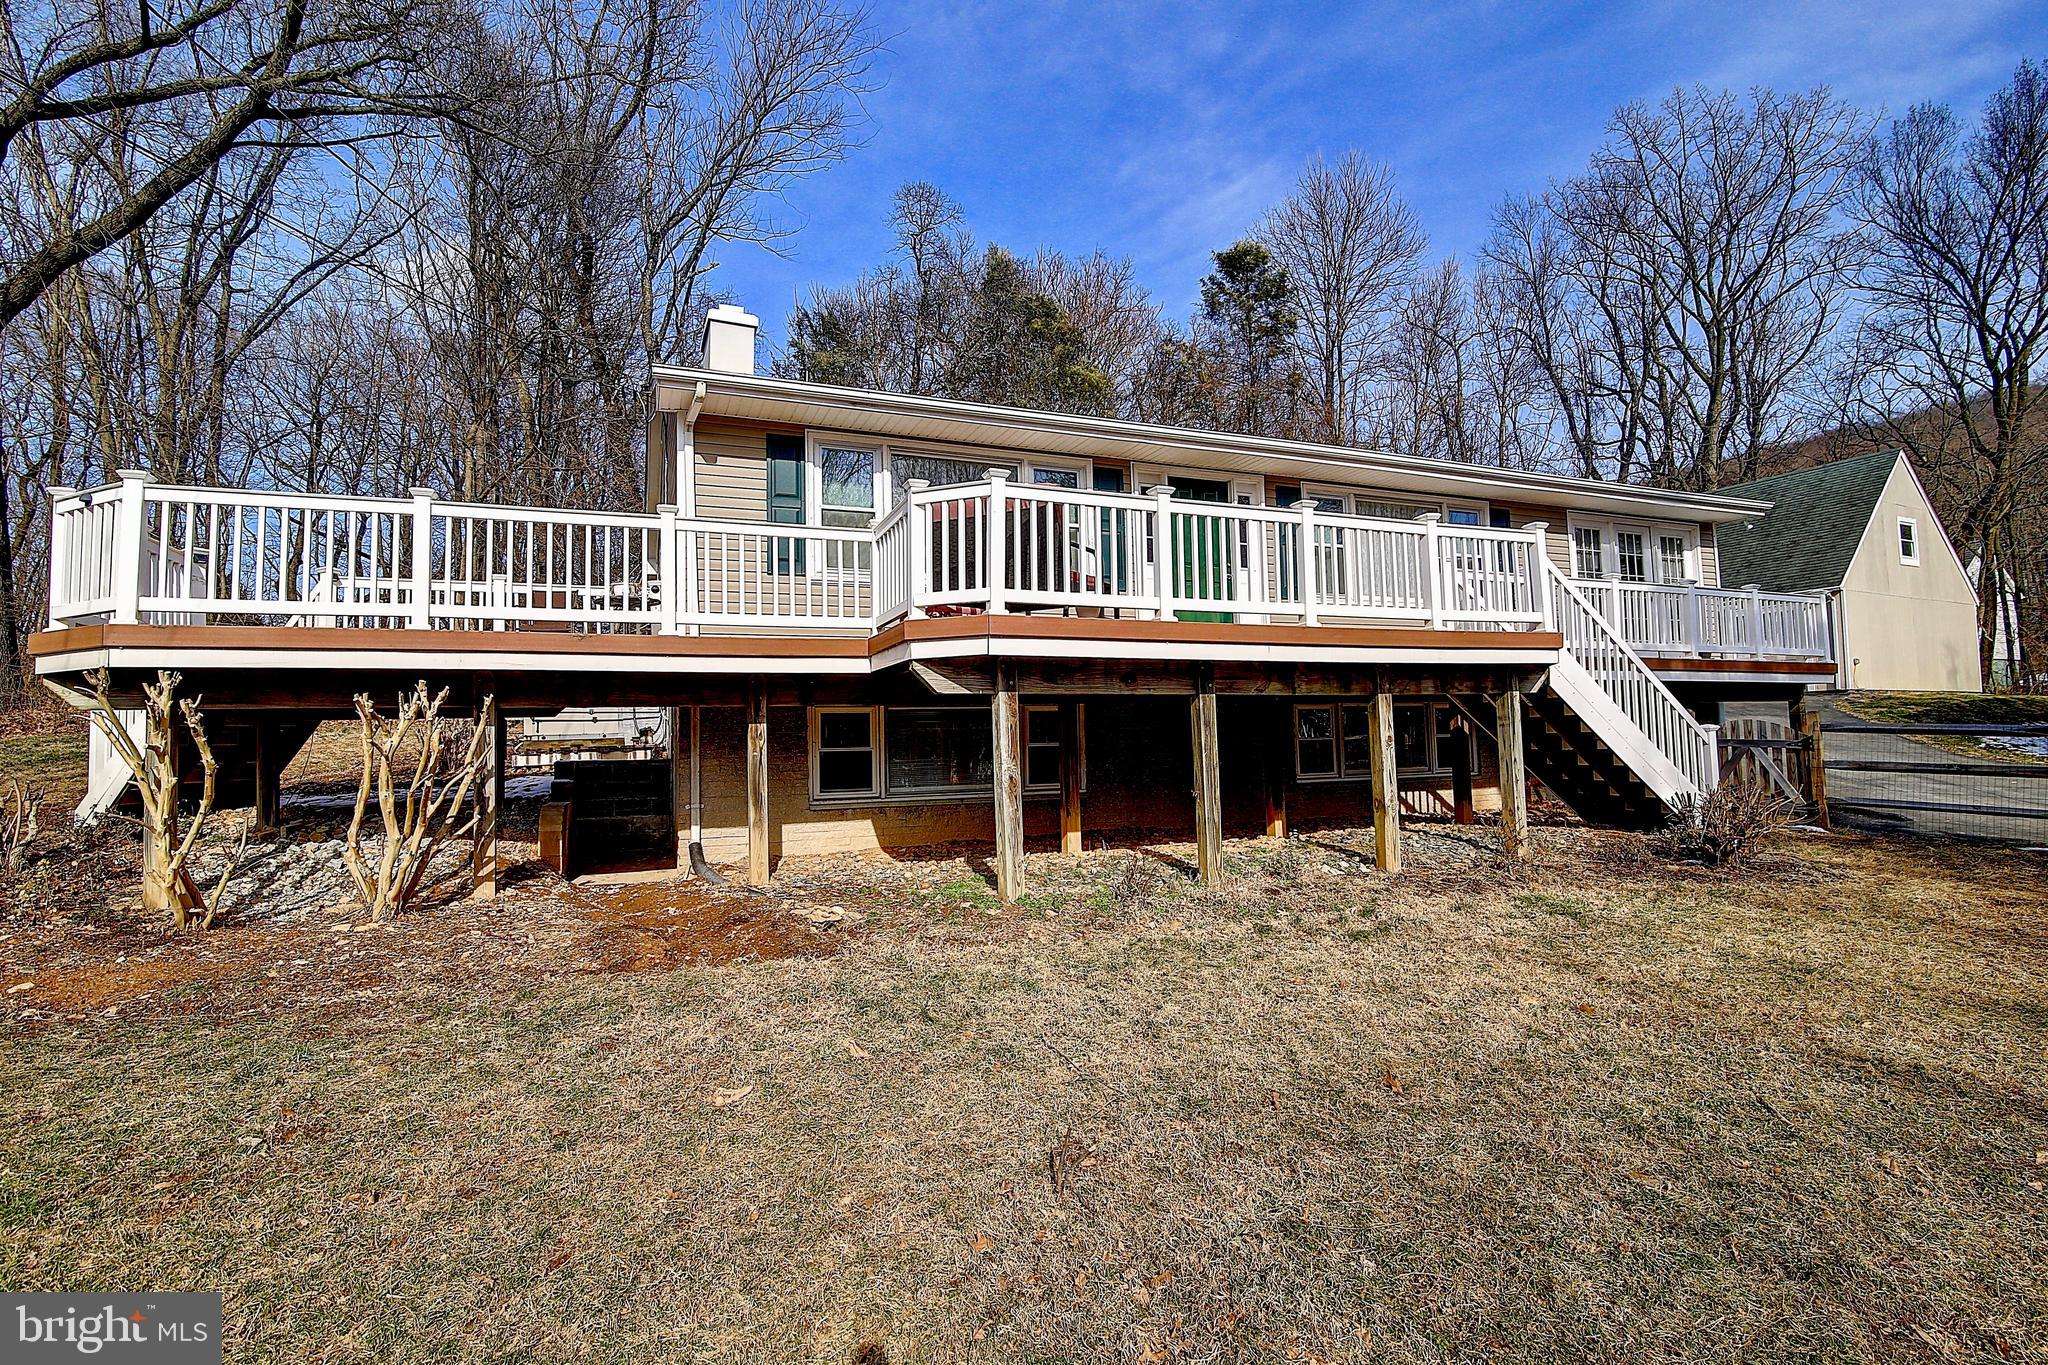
<box><xmin>985</xmin><ymin>470</ymin><xmax>1011</xmax><ymax>616</ymax></box>
<box><xmin>1700</xmin><ymin>722</ymin><xmax>1721</xmax><ymax>793</ymax></box>
<box><xmin>1292</xmin><ymin>499</ymin><xmax>1318</xmax><ymax>626</ymax></box>
<box><xmin>1149</xmin><ymin>484</ymin><xmax>1177</xmax><ymax>621</ymax></box>
<box><xmin>46</xmin><ymin>486</ymin><xmax>75</xmax><ymax>627</ymax></box>
<box><xmin>656</xmin><ymin>503</ymin><xmax>682</xmax><ymax>635</ymax></box>
<box><xmin>1418</xmin><ymin>513</ymin><xmax>1445</xmax><ymax>629</ymax></box>
<box><xmin>110</xmin><ymin>469</ymin><xmax>149</xmax><ymax>625</ymax></box>
<box><xmin>904</xmin><ymin>478</ymin><xmax>931</xmax><ymax>619</ymax></box>
<box><xmin>1684</xmin><ymin>579</ymin><xmax>1705</xmax><ymax>654</ymax></box>
<box><xmin>1745</xmin><ymin>583</ymin><xmax>1766</xmax><ymax>655</ymax></box>
<box><xmin>1523</xmin><ymin>522</ymin><xmax>1551</xmax><ymax>628</ymax></box>
<box><xmin>407</xmin><ymin>487</ymin><xmax>436</xmax><ymax>629</ymax></box>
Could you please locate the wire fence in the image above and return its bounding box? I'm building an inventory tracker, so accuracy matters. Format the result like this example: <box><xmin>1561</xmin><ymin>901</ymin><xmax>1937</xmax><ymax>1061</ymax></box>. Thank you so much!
<box><xmin>1818</xmin><ymin>721</ymin><xmax>2048</xmax><ymax>845</ymax></box>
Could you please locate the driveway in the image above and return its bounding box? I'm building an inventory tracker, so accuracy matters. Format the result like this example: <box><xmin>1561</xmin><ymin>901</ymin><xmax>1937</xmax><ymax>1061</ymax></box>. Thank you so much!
<box><xmin>1818</xmin><ymin>696</ymin><xmax>2048</xmax><ymax>844</ymax></box>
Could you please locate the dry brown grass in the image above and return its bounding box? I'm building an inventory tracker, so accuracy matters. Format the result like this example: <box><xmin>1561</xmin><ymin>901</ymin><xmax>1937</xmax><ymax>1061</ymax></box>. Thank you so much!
<box><xmin>1</xmin><ymin>806</ymin><xmax>2043</xmax><ymax>1363</ymax></box>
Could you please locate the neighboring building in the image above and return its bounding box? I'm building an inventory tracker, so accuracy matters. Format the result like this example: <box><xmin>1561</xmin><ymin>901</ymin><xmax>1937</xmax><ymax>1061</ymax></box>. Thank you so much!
<box><xmin>35</xmin><ymin>304</ymin><xmax>1842</xmax><ymax>893</ymax></box>
<box><xmin>1718</xmin><ymin>451</ymin><xmax>1981</xmax><ymax>693</ymax></box>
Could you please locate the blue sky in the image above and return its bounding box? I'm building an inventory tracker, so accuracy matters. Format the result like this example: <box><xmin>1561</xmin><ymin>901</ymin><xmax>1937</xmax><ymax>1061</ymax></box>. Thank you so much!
<box><xmin>711</xmin><ymin>0</ymin><xmax>2048</xmax><ymax>354</ymax></box>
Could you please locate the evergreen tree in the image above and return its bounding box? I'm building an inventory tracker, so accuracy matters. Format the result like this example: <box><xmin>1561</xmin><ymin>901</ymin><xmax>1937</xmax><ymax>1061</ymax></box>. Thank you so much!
<box><xmin>1197</xmin><ymin>242</ymin><xmax>1306</xmax><ymax>435</ymax></box>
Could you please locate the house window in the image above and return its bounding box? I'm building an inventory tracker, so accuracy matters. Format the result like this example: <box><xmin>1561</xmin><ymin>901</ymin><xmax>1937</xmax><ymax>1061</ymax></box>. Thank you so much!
<box><xmin>816</xmin><ymin>445</ymin><xmax>877</xmax><ymax>528</ymax></box>
<box><xmin>1445</xmin><ymin>506</ymin><xmax>1484</xmax><ymax>526</ymax></box>
<box><xmin>1569</xmin><ymin>516</ymin><xmax>1698</xmax><ymax>583</ymax></box>
<box><xmin>1898</xmin><ymin>518</ymin><xmax>1920</xmax><ymax>565</ymax></box>
<box><xmin>810</xmin><ymin>705</ymin><xmax>1075</xmax><ymax>803</ymax></box>
<box><xmin>1613</xmin><ymin>528</ymin><xmax>1649</xmax><ymax>582</ymax></box>
<box><xmin>1294</xmin><ymin>703</ymin><xmax>1442</xmax><ymax>780</ymax></box>
<box><xmin>1657</xmin><ymin>533</ymin><xmax>1691</xmax><ymax>584</ymax></box>
<box><xmin>885</xmin><ymin>707</ymin><xmax>991</xmax><ymax>794</ymax></box>
<box><xmin>814</xmin><ymin>707</ymin><xmax>879</xmax><ymax>798</ymax></box>
<box><xmin>893</xmin><ymin>452</ymin><xmax>1009</xmax><ymax>494</ymax></box>
<box><xmin>1572</xmin><ymin>526</ymin><xmax>1606</xmax><ymax>578</ymax></box>
<box><xmin>1355</xmin><ymin>496</ymin><xmax>1434</xmax><ymax>521</ymax></box>
<box><xmin>1024</xmin><ymin>706</ymin><xmax>1064</xmax><ymax>787</ymax></box>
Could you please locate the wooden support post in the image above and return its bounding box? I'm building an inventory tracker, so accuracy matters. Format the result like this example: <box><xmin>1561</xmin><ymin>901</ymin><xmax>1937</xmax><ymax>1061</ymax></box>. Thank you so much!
<box><xmin>1495</xmin><ymin>691</ymin><xmax>1530</xmax><ymax>861</ymax></box>
<box><xmin>252</xmin><ymin>722</ymin><xmax>282</xmax><ymax>835</ymax></box>
<box><xmin>1366</xmin><ymin>691</ymin><xmax>1401</xmax><ymax>873</ymax></box>
<box><xmin>1057</xmin><ymin>701</ymin><xmax>1083</xmax><ymax>855</ymax></box>
<box><xmin>745</xmin><ymin>683</ymin><xmax>770</xmax><ymax>888</ymax></box>
<box><xmin>992</xmin><ymin>662</ymin><xmax>1025</xmax><ymax>899</ymax></box>
<box><xmin>1190</xmin><ymin>665</ymin><xmax>1224</xmax><ymax>886</ymax></box>
<box><xmin>1264</xmin><ymin>701</ymin><xmax>1289</xmax><ymax>838</ymax></box>
<box><xmin>1796</xmin><ymin>697</ymin><xmax>1830</xmax><ymax>829</ymax></box>
<box><xmin>1449</xmin><ymin>714</ymin><xmax>1475</xmax><ymax>826</ymax></box>
<box><xmin>471</xmin><ymin>699</ymin><xmax>505</xmax><ymax>899</ymax></box>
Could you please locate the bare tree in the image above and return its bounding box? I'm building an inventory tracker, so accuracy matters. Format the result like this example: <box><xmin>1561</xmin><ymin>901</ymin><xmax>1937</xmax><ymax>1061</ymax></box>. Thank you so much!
<box><xmin>1842</xmin><ymin>59</ymin><xmax>2048</xmax><ymax>683</ymax></box>
<box><xmin>344</xmin><ymin>681</ymin><xmax>493</xmax><ymax>918</ymax></box>
<box><xmin>0</xmin><ymin>0</ymin><xmax>469</xmax><ymax>331</ymax></box>
<box><xmin>1258</xmin><ymin>152</ymin><xmax>1426</xmax><ymax>443</ymax></box>
<box><xmin>43</xmin><ymin>669</ymin><xmax>243</xmax><ymax>926</ymax></box>
<box><xmin>1485</xmin><ymin>86</ymin><xmax>1868</xmax><ymax>488</ymax></box>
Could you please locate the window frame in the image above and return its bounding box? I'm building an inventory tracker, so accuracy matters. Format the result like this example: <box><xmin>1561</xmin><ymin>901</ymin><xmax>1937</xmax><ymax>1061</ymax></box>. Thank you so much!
<box><xmin>1566</xmin><ymin>513</ymin><xmax>1702</xmax><ymax>585</ymax></box>
<box><xmin>807</xmin><ymin>704</ymin><xmax>1083</xmax><ymax>806</ymax></box>
<box><xmin>808</xmin><ymin>705</ymin><xmax>881</xmax><ymax>801</ymax></box>
<box><xmin>1897</xmin><ymin>516</ymin><xmax>1920</xmax><ymax>566</ymax></box>
<box><xmin>1292</xmin><ymin>702</ymin><xmax>1449</xmax><ymax>782</ymax></box>
<box><xmin>803</xmin><ymin>430</ymin><xmax>1093</xmax><ymax>523</ymax></box>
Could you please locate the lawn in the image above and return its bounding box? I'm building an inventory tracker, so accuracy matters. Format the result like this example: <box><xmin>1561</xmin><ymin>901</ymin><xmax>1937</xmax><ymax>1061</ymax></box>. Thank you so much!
<box><xmin>1</xmin><ymin>731</ymin><xmax>2044</xmax><ymax>1362</ymax></box>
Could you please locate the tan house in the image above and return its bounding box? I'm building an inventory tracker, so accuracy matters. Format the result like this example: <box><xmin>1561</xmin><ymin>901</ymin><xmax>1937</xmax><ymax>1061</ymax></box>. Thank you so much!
<box><xmin>1717</xmin><ymin>451</ymin><xmax>1981</xmax><ymax>693</ymax></box>
<box><xmin>33</xmin><ymin>305</ymin><xmax>1840</xmax><ymax>895</ymax></box>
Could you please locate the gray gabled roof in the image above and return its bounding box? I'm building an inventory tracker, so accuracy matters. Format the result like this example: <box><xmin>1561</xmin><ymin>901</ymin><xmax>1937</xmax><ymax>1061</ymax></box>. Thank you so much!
<box><xmin>1714</xmin><ymin>449</ymin><xmax>1900</xmax><ymax>592</ymax></box>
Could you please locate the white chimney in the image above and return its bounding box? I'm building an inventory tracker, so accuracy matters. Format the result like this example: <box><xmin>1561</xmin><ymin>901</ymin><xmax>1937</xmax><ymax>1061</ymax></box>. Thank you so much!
<box><xmin>701</xmin><ymin>303</ymin><xmax>759</xmax><ymax>375</ymax></box>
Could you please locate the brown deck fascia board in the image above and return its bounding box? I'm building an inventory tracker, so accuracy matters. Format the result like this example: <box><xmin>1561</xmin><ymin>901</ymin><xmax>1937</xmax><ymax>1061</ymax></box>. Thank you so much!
<box><xmin>32</xmin><ymin>619</ymin><xmax>1565</xmax><ymax>670</ymax></box>
<box><xmin>1640</xmin><ymin>655</ymin><xmax>1835</xmax><ymax>676</ymax></box>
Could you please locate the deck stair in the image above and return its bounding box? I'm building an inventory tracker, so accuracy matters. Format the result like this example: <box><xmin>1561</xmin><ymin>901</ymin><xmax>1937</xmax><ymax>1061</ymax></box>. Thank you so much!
<box><xmin>1450</xmin><ymin>561</ymin><xmax>1718</xmax><ymax>829</ymax></box>
<box><xmin>86</xmin><ymin>716</ymin><xmax>318</xmax><ymax>823</ymax></box>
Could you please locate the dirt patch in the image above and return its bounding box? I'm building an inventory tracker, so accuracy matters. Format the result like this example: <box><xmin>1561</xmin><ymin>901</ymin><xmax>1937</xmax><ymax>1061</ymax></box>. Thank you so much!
<box><xmin>573</xmin><ymin>880</ymin><xmax>848</xmax><ymax>972</ymax></box>
<box><xmin>4</xmin><ymin>958</ymin><xmax>236</xmax><ymax>1011</ymax></box>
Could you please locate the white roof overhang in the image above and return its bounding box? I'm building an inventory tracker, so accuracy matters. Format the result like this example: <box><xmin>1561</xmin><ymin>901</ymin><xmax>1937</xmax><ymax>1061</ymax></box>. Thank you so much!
<box><xmin>653</xmin><ymin>366</ymin><xmax>1772</xmax><ymax>523</ymax></box>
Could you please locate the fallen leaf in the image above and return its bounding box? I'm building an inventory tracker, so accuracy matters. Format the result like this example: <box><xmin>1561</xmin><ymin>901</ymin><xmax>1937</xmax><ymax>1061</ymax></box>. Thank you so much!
<box><xmin>1381</xmin><ymin>1068</ymin><xmax>1403</xmax><ymax>1094</ymax></box>
<box><xmin>1147</xmin><ymin>1270</ymin><xmax>1174</xmax><ymax>1288</ymax></box>
<box><xmin>839</xmin><ymin>1039</ymin><xmax>871</xmax><ymax>1059</ymax></box>
<box><xmin>969</xmin><ymin>1233</ymin><xmax>994</xmax><ymax>1253</ymax></box>
<box><xmin>709</xmin><ymin>1084</ymin><xmax>754</xmax><ymax>1108</ymax></box>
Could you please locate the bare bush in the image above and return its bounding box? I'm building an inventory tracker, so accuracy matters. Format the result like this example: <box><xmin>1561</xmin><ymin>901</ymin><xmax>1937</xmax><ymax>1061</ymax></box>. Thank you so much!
<box><xmin>2</xmin><ymin>778</ymin><xmax>42</xmax><ymax>870</ymax></box>
<box><xmin>1658</xmin><ymin>781</ymin><xmax>1796</xmax><ymax>867</ymax></box>
<box><xmin>43</xmin><ymin>668</ymin><xmax>242</xmax><ymax>927</ymax></box>
<box><xmin>344</xmin><ymin>683</ymin><xmax>494</xmax><ymax>919</ymax></box>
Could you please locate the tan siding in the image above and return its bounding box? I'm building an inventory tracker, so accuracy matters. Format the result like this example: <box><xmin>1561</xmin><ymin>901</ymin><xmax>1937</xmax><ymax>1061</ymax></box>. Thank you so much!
<box><xmin>1699</xmin><ymin>522</ymin><xmax>1720</xmax><ymax>587</ymax></box>
<box><xmin>692</xmin><ymin>420</ymin><xmax>769</xmax><ymax>522</ymax></box>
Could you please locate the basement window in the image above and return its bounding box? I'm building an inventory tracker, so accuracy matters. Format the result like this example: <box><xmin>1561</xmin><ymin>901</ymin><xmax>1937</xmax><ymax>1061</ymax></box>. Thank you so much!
<box><xmin>813</xmin><ymin>707</ymin><xmax>880</xmax><ymax>798</ymax></box>
<box><xmin>1294</xmin><ymin>703</ymin><xmax>1445</xmax><ymax>781</ymax></box>
<box><xmin>809</xmin><ymin>705</ymin><xmax>1077</xmax><ymax>803</ymax></box>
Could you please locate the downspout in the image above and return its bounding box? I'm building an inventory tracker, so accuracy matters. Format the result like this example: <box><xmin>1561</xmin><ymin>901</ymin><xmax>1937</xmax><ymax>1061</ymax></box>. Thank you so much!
<box><xmin>1826</xmin><ymin>587</ymin><xmax>1848</xmax><ymax>691</ymax></box>
<box><xmin>678</xmin><ymin>380</ymin><xmax>704</xmax><ymax>518</ymax></box>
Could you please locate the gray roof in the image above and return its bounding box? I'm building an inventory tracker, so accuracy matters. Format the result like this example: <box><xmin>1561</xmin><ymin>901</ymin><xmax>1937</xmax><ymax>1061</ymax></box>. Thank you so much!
<box><xmin>1714</xmin><ymin>450</ymin><xmax>1900</xmax><ymax>592</ymax></box>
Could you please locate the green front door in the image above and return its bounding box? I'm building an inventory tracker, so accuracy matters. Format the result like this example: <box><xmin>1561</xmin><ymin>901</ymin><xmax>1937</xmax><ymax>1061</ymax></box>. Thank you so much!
<box><xmin>1168</xmin><ymin>477</ymin><xmax>1235</xmax><ymax>623</ymax></box>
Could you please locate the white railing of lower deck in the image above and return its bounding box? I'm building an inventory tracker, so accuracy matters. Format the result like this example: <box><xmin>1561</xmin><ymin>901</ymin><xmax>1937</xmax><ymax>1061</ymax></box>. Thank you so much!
<box><xmin>1577</xmin><ymin>580</ymin><xmax>1830</xmax><ymax>659</ymax></box>
<box><xmin>1547</xmin><ymin>563</ymin><xmax>1718</xmax><ymax>798</ymax></box>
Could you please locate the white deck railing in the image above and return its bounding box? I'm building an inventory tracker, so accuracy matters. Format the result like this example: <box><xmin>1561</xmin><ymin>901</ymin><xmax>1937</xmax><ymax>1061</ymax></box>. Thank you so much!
<box><xmin>46</xmin><ymin>469</ymin><xmax>1831</xmax><ymax>809</ymax></box>
<box><xmin>48</xmin><ymin>470</ymin><xmax>1829</xmax><ymax>665</ymax></box>
<box><xmin>1577</xmin><ymin>579</ymin><xmax>1831</xmax><ymax>660</ymax></box>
